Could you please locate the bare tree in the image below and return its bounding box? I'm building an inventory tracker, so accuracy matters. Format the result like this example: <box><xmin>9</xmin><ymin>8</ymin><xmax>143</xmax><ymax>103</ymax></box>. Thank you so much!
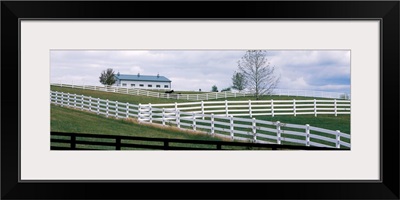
<box><xmin>99</xmin><ymin>68</ymin><xmax>116</xmax><ymax>86</ymax></box>
<box><xmin>237</xmin><ymin>50</ymin><xmax>280</xmax><ymax>99</ymax></box>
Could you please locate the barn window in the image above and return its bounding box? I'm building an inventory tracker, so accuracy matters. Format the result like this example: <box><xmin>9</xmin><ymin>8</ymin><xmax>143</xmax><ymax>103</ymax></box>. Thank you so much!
<box><xmin>156</xmin><ymin>85</ymin><xmax>160</xmax><ymax>88</ymax></box>
<box><xmin>131</xmin><ymin>84</ymin><xmax>135</xmax><ymax>87</ymax></box>
<box><xmin>139</xmin><ymin>84</ymin><xmax>144</xmax><ymax>87</ymax></box>
<box><xmin>122</xmin><ymin>83</ymin><xmax>127</xmax><ymax>87</ymax></box>
<box><xmin>148</xmin><ymin>84</ymin><xmax>152</xmax><ymax>87</ymax></box>
<box><xmin>164</xmin><ymin>85</ymin><xmax>169</xmax><ymax>88</ymax></box>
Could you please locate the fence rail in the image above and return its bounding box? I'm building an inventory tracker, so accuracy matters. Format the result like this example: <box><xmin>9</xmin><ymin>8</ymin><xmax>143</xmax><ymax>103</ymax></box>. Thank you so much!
<box><xmin>141</xmin><ymin>99</ymin><xmax>351</xmax><ymax>117</ymax></box>
<box><xmin>51</xmin><ymin>83</ymin><xmax>247</xmax><ymax>101</ymax></box>
<box><xmin>50</xmin><ymin>90</ymin><xmax>351</xmax><ymax>149</ymax></box>
<box><xmin>51</xmin><ymin>83</ymin><xmax>350</xmax><ymax>100</ymax></box>
<box><xmin>51</xmin><ymin>132</ymin><xmax>343</xmax><ymax>150</ymax></box>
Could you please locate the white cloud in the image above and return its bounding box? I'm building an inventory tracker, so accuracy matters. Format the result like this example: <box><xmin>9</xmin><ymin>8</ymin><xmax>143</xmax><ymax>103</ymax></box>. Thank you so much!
<box><xmin>50</xmin><ymin>50</ymin><xmax>350</xmax><ymax>93</ymax></box>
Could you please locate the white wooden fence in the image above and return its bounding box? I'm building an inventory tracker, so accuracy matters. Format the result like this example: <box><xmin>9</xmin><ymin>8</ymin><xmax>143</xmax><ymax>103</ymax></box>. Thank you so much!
<box><xmin>139</xmin><ymin>105</ymin><xmax>351</xmax><ymax>149</ymax></box>
<box><xmin>140</xmin><ymin>99</ymin><xmax>350</xmax><ymax>117</ymax></box>
<box><xmin>51</xmin><ymin>83</ymin><xmax>350</xmax><ymax>100</ymax></box>
<box><xmin>50</xmin><ymin>90</ymin><xmax>351</xmax><ymax>149</ymax></box>
<box><xmin>50</xmin><ymin>91</ymin><xmax>139</xmax><ymax>118</ymax></box>
<box><xmin>270</xmin><ymin>89</ymin><xmax>350</xmax><ymax>99</ymax></box>
<box><xmin>51</xmin><ymin>83</ymin><xmax>247</xmax><ymax>101</ymax></box>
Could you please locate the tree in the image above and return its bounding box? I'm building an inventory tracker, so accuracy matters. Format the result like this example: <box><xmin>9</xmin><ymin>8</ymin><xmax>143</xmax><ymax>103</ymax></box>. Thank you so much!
<box><xmin>221</xmin><ymin>87</ymin><xmax>231</xmax><ymax>92</ymax></box>
<box><xmin>231</xmin><ymin>71</ymin><xmax>246</xmax><ymax>92</ymax></box>
<box><xmin>99</xmin><ymin>68</ymin><xmax>116</xmax><ymax>86</ymax></box>
<box><xmin>211</xmin><ymin>85</ymin><xmax>218</xmax><ymax>92</ymax></box>
<box><xmin>237</xmin><ymin>50</ymin><xmax>280</xmax><ymax>99</ymax></box>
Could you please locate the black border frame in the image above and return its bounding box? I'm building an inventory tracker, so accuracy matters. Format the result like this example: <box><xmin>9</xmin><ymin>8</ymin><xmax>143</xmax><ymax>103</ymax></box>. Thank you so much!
<box><xmin>2</xmin><ymin>1</ymin><xmax>399</xmax><ymax>199</ymax></box>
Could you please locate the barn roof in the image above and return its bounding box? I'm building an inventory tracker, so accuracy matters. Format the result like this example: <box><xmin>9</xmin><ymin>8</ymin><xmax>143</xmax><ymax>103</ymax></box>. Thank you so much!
<box><xmin>115</xmin><ymin>74</ymin><xmax>171</xmax><ymax>82</ymax></box>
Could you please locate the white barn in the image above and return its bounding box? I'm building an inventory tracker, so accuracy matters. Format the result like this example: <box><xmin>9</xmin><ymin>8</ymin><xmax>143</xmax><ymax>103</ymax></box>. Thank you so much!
<box><xmin>113</xmin><ymin>73</ymin><xmax>172</xmax><ymax>90</ymax></box>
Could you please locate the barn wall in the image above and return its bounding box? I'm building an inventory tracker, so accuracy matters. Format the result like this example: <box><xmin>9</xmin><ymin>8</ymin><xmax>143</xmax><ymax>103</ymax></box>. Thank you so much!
<box><xmin>117</xmin><ymin>80</ymin><xmax>171</xmax><ymax>90</ymax></box>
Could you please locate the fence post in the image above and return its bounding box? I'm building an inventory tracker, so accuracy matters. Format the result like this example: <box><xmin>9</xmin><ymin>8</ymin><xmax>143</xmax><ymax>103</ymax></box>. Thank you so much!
<box><xmin>71</xmin><ymin>135</ymin><xmax>76</xmax><ymax>150</ymax></box>
<box><xmin>192</xmin><ymin>113</ymin><xmax>196</xmax><ymax>131</ymax></box>
<box><xmin>73</xmin><ymin>94</ymin><xmax>77</xmax><ymax>108</ymax></box>
<box><xmin>234</xmin><ymin>92</ymin><xmax>237</xmax><ymax>98</ymax></box>
<box><xmin>115</xmin><ymin>137</ymin><xmax>121</xmax><ymax>150</ymax></box>
<box><xmin>248</xmin><ymin>100</ymin><xmax>252</xmax><ymax>118</ymax></box>
<box><xmin>271</xmin><ymin>99</ymin><xmax>274</xmax><ymax>117</ymax></box>
<box><xmin>216</xmin><ymin>93</ymin><xmax>218</xmax><ymax>99</ymax></box>
<box><xmin>176</xmin><ymin>110</ymin><xmax>180</xmax><ymax>128</ymax></box>
<box><xmin>206</xmin><ymin>93</ymin><xmax>208</xmax><ymax>100</ymax></box>
<box><xmin>137</xmin><ymin>103</ymin><xmax>141</xmax><ymax>120</ymax></box>
<box><xmin>60</xmin><ymin>92</ymin><xmax>64</xmax><ymax>107</ymax></box>
<box><xmin>96</xmin><ymin>98</ymin><xmax>100</xmax><ymax>115</ymax></box>
<box><xmin>276</xmin><ymin>121</ymin><xmax>281</xmax><ymax>144</ymax></box>
<box><xmin>81</xmin><ymin>95</ymin><xmax>84</xmax><ymax>110</ymax></box>
<box><xmin>305</xmin><ymin>124</ymin><xmax>310</xmax><ymax>146</ymax></box>
<box><xmin>225</xmin><ymin>92</ymin><xmax>227</xmax><ymax>98</ymax></box>
<box><xmin>187</xmin><ymin>94</ymin><xmax>189</xmax><ymax>100</ymax></box>
<box><xmin>89</xmin><ymin>96</ymin><xmax>92</xmax><ymax>111</ymax></box>
<box><xmin>126</xmin><ymin>102</ymin><xmax>129</xmax><ymax>118</ymax></box>
<box><xmin>162</xmin><ymin>108</ymin><xmax>165</xmax><ymax>126</ymax></box>
<box><xmin>201</xmin><ymin>101</ymin><xmax>205</xmax><ymax>120</ymax></box>
<box><xmin>197</xmin><ymin>94</ymin><xmax>199</xmax><ymax>101</ymax></box>
<box><xmin>149</xmin><ymin>103</ymin><xmax>152</xmax><ymax>123</ymax></box>
<box><xmin>211</xmin><ymin>113</ymin><xmax>214</xmax><ymax>135</ymax></box>
<box><xmin>225</xmin><ymin>100</ymin><xmax>229</xmax><ymax>117</ymax></box>
<box><xmin>252</xmin><ymin>118</ymin><xmax>257</xmax><ymax>142</ymax></box>
<box><xmin>137</xmin><ymin>89</ymin><xmax>140</xmax><ymax>96</ymax></box>
<box><xmin>293</xmin><ymin>99</ymin><xmax>296</xmax><ymax>116</ymax></box>
<box><xmin>116</xmin><ymin>101</ymin><xmax>119</xmax><ymax>118</ymax></box>
<box><xmin>334</xmin><ymin>99</ymin><xmax>337</xmax><ymax>116</ymax></box>
<box><xmin>106</xmin><ymin>99</ymin><xmax>109</xmax><ymax>117</ymax></box>
<box><xmin>175</xmin><ymin>102</ymin><xmax>178</xmax><ymax>111</ymax></box>
<box><xmin>54</xmin><ymin>92</ymin><xmax>58</xmax><ymax>105</ymax></box>
<box><xmin>336</xmin><ymin>130</ymin><xmax>341</xmax><ymax>148</ymax></box>
<box><xmin>230</xmin><ymin>115</ymin><xmax>234</xmax><ymax>140</ymax></box>
<box><xmin>314</xmin><ymin>99</ymin><xmax>317</xmax><ymax>117</ymax></box>
<box><xmin>67</xmin><ymin>93</ymin><xmax>70</xmax><ymax>106</ymax></box>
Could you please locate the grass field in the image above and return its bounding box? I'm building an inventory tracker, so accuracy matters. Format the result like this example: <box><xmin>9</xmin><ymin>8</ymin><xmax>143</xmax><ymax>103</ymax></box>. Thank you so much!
<box><xmin>50</xmin><ymin>85</ymin><xmax>350</xmax><ymax>149</ymax></box>
<box><xmin>51</xmin><ymin>104</ymin><xmax>229</xmax><ymax>149</ymax></box>
<box><xmin>51</xmin><ymin>105</ymin><xmax>282</xmax><ymax>150</ymax></box>
<box><xmin>51</xmin><ymin>85</ymin><xmax>332</xmax><ymax>103</ymax></box>
<box><xmin>51</xmin><ymin>85</ymin><xmax>350</xmax><ymax>132</ymax></box>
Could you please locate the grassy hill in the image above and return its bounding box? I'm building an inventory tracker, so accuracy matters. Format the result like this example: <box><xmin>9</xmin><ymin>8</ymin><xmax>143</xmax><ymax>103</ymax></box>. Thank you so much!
<box><xmin>51</xmin><ymin>104</ymin><xmax>230</xmax><ymax>149</ymax></box>
<box><xmin>51</xmin><ymin>85</ymin><xmax>332</xmax><ymax>103</ymax></box>
<box><xmin>50</xmin><ymin>85</ymin><xmax>350</xmax><ymax>133</ymax></box>
<box><xmin>50</xmin><ymin>85</ymin><xmax>350</xmax><ymax>149</ymax></box>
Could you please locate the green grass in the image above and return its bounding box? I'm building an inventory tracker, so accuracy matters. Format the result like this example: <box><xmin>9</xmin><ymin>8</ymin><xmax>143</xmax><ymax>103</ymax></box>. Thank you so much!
<box><xmin>50</xmin><ymin>86</ymin><xmax>350</xmax><ymax>149</ymax></box>
<box><xmin>147</xmin><ymin>89</ymin><xmax>207</xmax><ymax>94</ymax></box>
<box><xmin>51</xmin><ymin>85</ymin><xmax>332</xmax><ymax>103</ymax></box>
<box><xmin>255</xmin><ymin>115</ymin><xmax>350</xmax><ymax>134</ymax></box>
<box><xmin>51</xmin><ymin>104</ymin><xmax>224</xmax><ymax>140</ymax></box>
<box><xmin>51</xmin><ymin>104</ymin><xmax>281</xmax><ymax>150</ymax></box>
<box><xmin>51</xmin><ymin>86</ymin><xmax>189</xmax><ymax>104</ymax></box>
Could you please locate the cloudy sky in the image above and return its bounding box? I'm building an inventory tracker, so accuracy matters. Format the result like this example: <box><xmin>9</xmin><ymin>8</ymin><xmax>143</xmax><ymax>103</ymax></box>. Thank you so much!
<box><xmin>50</xmin><ymin>50</ymin><xmax>350</xmax><ymax>94</ymax></box>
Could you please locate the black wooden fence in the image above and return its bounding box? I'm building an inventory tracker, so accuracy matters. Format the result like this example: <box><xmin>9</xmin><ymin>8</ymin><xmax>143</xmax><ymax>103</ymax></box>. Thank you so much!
<box><xmin>50</xmin><ymin>132</ymin><xmax>343</xmax><ymax>150</ymax></box>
